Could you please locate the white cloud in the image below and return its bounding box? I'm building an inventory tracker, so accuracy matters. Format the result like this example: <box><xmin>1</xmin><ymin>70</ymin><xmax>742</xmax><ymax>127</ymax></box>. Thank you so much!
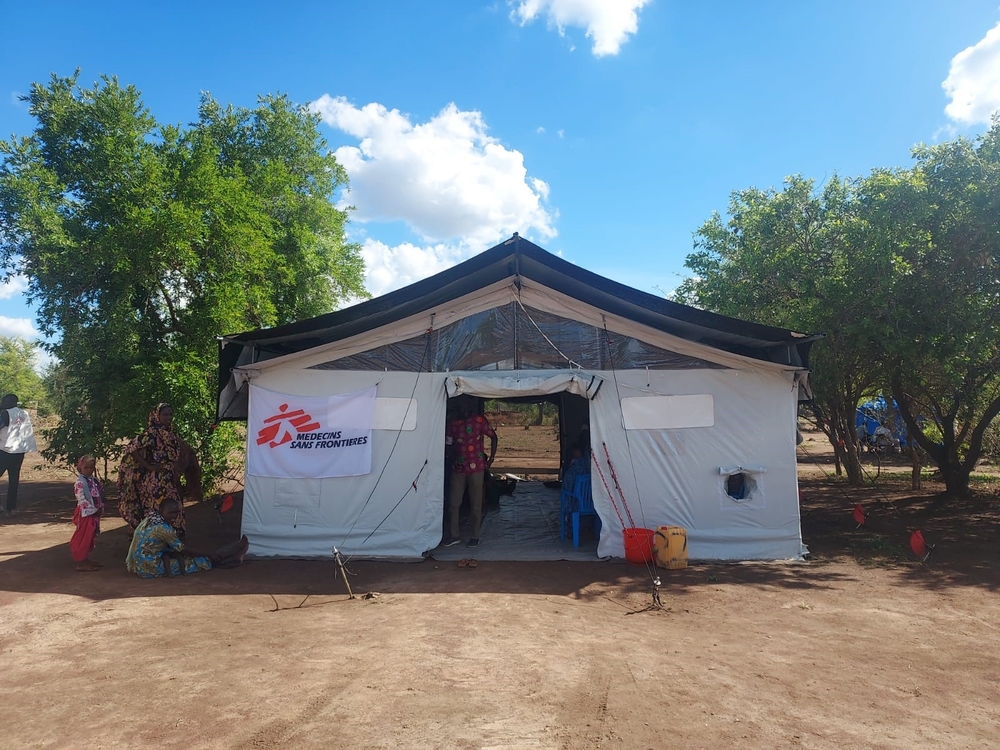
<box><xmin>557</xmin><ymin>129</ymin><xmax>565</xmax><ymax>139</ymax></box>
<box><xmin>0</xmin><ymin>274</ymin><xmax>28</xmax><ymax>300</ymax></box>
<box><xmin>536</xmin><ymin>126</ymin><xmax>546</xmax><ymax>134</ymax></box>
<box><xmin>943</xmin><ymin>21</ymin><xmax>1000</xmax><ymax>124</ymax></box>
<box><xmin>0</xmin><ymin>314</ymin><xmax>56</xmax><ymax>373</ymax></box>
<box><xmin>360</xmin><ymin>239</ymin><xmax>473</xmax><ymax>298</ymax></box>
<box><xmin>509</xmin><ymin>0</ymin><xmax>651</xmax><ymax>57</ymax></box>
<box><xmin>0</xmin><ymin>316</ymin><xmax>39</xmax><ymax>339</ymax></box>
<box><xmin>933</xmin><ymin>123</ymin><xmax>959</xmax><ymax>142</ymax></box>
<box><xmin>32</xmin><ymin>347</ymin><xmax>56</xmax><ymax>375</ymax></box>
<box><xmin>312</xmin><ymin>96</ymin><xmax>557</xmax><ymax>248</ymax></box>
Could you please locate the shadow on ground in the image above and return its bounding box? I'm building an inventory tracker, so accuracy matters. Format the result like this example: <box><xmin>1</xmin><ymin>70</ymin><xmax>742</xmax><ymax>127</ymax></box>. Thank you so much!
<box><xmin>1</xmin><ymin>466</ymin><xmax>997</xmax><ymax>603</ymax></box>
<box><xmin>799</xmin><ymin>474</ymin><xmax>999</xmax><ymax>592</ymax></box>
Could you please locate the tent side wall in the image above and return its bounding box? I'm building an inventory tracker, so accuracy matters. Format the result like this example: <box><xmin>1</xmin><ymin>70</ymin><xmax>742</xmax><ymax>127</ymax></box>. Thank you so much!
<box><xmin>590</xmin><ymin>368</ymin><xmax>803</xmax><ymax>560</ymax></box>
<box><xmin>241</xmin><ymin>363</ymin><xmax>804</xmax><ymax>561</ymax></box>
<box><xmin>242</xmin><ymin>369</ymin><xmax>447</xmax><ymax>558</ymax></box>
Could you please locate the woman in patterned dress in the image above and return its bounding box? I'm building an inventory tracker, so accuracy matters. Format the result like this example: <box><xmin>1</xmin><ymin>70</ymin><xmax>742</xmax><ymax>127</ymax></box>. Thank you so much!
<box><xmin>126</xmin><ymin>497</ymin><xmax>248</xmax><ymax>578</ymax></box>
<box><xmin>118</xmin><ymin>404</ymin><xmax>197</xmax><ymax>534</ymax></box>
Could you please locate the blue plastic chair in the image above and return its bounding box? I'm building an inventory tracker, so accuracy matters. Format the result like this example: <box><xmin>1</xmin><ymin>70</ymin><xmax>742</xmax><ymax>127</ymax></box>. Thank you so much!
<box><xmin>559</xmin><ymin>478</ymin><xmax>576</xmax><ymax>541</ymax></box>
<box><xmin>560</xmin><ymin>473</ymin><xmax>600</xmax><ymax>547</ymax></box>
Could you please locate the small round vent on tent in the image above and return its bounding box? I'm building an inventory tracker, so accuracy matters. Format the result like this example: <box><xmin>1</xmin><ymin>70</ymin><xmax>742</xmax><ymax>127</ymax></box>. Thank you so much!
<box><xmin>724</xmin><ymin>471</ymin><xmax>757</xmax><ymax>502</ymax></box>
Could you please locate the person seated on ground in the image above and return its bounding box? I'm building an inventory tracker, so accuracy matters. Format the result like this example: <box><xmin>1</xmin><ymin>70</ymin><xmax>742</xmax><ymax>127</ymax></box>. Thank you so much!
<box><xmin>125</xmin><ymin>497</ymin><xmax>248</xmax><ymax>579</ymax></box>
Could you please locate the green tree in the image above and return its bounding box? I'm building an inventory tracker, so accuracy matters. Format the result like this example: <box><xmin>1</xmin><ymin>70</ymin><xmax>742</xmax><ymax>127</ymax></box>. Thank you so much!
<box><xmin>0</xmin><ymin>72</ymin><xmax>366</xmax><ymax>485</ymax></box>
<box><xmin>0</xmin><ymin>336</ymin><xmax>46</xmax><ymax>408</ymax></box>
<box><xmin>678</xmin><ymin>122</ymin><xmax>1000</xmax><ymax>497</ymax></box>
<box><xmin>675</xmin><ymin>175</ymin><xmax>880</xmax><ymax>485</ymax></box>
<box><xmin>862</xmin><ymin>124</ymin><xmax>1000</xmax><ymax>496</ymax></box>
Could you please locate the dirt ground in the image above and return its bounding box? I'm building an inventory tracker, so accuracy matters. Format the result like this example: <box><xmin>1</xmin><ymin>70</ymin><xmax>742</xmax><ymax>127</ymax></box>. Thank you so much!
<box><xmin>491</xmin><ymin>422</ymin><xmax>561</xmax><ymax>477</ymax></box>
<box><xmin>1</xmin><ymin>430</ymin><xmax>999</xmax><ymax>749</ymax></box>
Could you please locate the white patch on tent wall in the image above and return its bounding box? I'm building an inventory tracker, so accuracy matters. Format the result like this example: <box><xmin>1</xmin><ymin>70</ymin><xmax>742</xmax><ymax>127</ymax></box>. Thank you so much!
<box><xmin>620</xmin><ymin>394</ymin><xmax>714</xmax><ymax>430</ymax></box>
<box><xmin>718</xmin><ymin>466</ymin><xmax>765</xmax><ymax>512</ymax></box>
<box><xmin>375</xmin><ymin>398</ymin><xmax>418</xmax><ymax>431</ymax></box>
<box><xmin>647</xmin><ymin>429</ymin><xmax>687</xmax><ymax>457</ymax></box>
<box><xmin>273</xmin><ymin>478</ymin><xmax>323</xmax><ymax>525</ymax></box>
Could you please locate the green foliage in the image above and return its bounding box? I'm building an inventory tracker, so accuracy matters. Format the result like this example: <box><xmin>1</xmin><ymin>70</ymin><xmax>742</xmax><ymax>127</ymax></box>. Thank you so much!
<box><xmin>0</xmin><ymin>72</ymin><xmax>367</xmax><ymax>491</ymax></box>
<box><xmin>0</xmin><ymin>336</ymin><xmax>47</xmax><ymax>409</ymax></box>
<box><xmin>982</xmin><ymin>422</ymin><xmax>1000</xmax><ymax>464</ymax></box>
<box><xmin>863</xmin><ymin>126</ymin><xmax>1000</xmax><ymax>494</ymax></box>
<box><xmin>677</xmin><ymin>120</ymin><xmax>1000</xmax><ymax>496</ymax></box>
<box><xmin>675</xmin><ymin>174</ymin><xmax>881</xmax><ymax>484</ymax></box>
<box><xmin>484</xmin><ymin>400</ymin><xmax>559</xmax><ymax>426</ymax></box>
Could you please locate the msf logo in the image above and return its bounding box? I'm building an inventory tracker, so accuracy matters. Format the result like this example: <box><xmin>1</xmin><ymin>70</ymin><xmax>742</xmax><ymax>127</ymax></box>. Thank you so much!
<box><xmin>257</xmin><ymin>404</ymin><xmax>321</xmax><ymax>448</ymax></box>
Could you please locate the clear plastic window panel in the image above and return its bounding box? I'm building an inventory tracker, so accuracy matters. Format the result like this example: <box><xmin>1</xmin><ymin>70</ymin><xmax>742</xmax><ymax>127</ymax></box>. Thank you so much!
<box><xmin>310</xmin><ymin>303</ymin><xmax>725</xmax><ymax>372</ymax></box>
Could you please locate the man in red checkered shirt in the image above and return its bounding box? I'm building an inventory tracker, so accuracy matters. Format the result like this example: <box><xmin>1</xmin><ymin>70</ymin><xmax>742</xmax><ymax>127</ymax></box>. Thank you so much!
<box><xmin>442</xmin><ymin>398</ymin><xmax>497</xmax><ymax>549</ymax></box>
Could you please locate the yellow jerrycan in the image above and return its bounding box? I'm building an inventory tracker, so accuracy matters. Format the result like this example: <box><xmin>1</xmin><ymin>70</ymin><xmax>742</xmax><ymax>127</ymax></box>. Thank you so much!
<box><xmin>653</xmin><ymin>526</ymin><xmax>688</xmax><ymax>570</ymax></box>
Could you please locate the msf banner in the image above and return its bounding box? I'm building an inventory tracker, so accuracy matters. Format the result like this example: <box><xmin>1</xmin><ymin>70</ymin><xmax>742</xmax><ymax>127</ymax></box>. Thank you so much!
<box><xmin>247</xmin><ymin>385</ymin><xmax>376</xmax><ymax>478</ymax></box>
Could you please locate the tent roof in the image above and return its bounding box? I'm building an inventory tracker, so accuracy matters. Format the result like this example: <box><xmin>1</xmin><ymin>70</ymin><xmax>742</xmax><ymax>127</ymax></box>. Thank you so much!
<box><xmin>219</xmin><ymin>235</ymin><xmax>820</xmax><ymax>388</ymax></box>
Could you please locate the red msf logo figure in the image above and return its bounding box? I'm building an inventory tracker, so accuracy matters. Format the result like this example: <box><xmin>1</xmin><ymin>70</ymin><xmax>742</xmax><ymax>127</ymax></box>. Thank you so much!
<box><xmin>256</xmin><ymin>404</ymin><xmax>321</xmax><ymax>448</ymax></box>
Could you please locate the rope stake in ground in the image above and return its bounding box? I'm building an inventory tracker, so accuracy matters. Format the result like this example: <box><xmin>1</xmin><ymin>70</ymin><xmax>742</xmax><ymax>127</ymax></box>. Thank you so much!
<box><xmin>651</xmin><ymin>576</ymin><xmax>663</xmax><ymax>609</ymax></box>
<box><xmin>909</xmin><ymin>530</ymin><xmax>935</xmax><ymax>562</ymax></box>
<box><xmin>333</xmin><ymin>547</ymin><xmax>355</xmax><ymax>599</ymax></box>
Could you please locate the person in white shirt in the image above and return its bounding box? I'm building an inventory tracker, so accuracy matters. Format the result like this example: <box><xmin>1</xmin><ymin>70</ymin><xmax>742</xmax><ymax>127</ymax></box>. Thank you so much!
<box><xmin>0</xmin><ymin>393</ymin><xmax>38</xmax><ymax>515</ymax></box>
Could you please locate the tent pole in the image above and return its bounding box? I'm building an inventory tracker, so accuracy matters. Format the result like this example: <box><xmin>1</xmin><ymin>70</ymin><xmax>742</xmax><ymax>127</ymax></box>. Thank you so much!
<box><xmin>333</xmin><ymin>547</ymin><xmax>355</xmax><ymax>599</ymax></box>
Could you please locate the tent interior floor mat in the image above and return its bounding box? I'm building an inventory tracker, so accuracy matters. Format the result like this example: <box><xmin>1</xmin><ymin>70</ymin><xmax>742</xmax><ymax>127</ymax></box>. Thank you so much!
<box><xmin>430</xmin><ymin>481</ymin><xmax>603</xmax><ymax>562</ymax></box>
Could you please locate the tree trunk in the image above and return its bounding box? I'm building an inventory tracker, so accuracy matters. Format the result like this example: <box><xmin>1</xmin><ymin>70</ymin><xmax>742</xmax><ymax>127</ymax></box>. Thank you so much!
<box><xmin>910</xmin><ymin>446</ymin><xmax>922</xmax><ymax>491</ymax></box>
<box><xmin>940</xmin><ymin>462</ymin><xmax>972</xmax><ymax>497</ymax></box>
<box><xmin>810</xmin><ymin>400</ymin><xmax>863</xmax><ymax>483</ymax></box>
<box><xmin>842</xmin><ymin>443</ymin><xmax>864</xmax><ymax>485</ymax></box>
<box><xmin>834</xmin><ymin>406</ymin><xmax>864</xmax><ymax>485</ymax></box>
<box><xmin>535</xmin><ymin>402</ymin><xmax>544</xmax><ymax>426</ymax></box>
<box><xmin>888</xmin><ymin>377</ymin><xmax>1000</xmax><ymax>499</ymax></box>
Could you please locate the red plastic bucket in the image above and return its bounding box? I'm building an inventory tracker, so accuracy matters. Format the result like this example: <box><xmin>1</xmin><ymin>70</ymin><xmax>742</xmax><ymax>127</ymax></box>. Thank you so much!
<box><xmin>623</xmin><ymin>527</ymin><xmax>655</xmax><ymax>564</ymax></box>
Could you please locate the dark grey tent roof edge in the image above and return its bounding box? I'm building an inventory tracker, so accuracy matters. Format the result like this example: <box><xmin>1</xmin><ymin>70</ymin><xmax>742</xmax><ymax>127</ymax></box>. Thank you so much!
<box><xmin>217</xmin><ymin>234</ymin><xmax>822</xmax><ymax>416</ymax></box>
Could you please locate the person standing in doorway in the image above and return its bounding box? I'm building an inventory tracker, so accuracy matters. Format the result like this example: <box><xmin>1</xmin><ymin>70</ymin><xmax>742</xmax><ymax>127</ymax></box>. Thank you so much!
<box><xmin>0</xmin><ymin>393</ymin><xmax>38</xmax><ymax>515</ymax></box>
<box><xmin>443</xmin><ymin>398</ymin><xmax>497</xmax><ymax>549</ymax></box>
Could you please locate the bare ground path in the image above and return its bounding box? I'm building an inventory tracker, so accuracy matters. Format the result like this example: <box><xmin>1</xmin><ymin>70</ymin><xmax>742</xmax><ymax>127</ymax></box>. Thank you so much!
<box><xmin>1</xmin><ymin>435</ymin><xmax>999</xmax><ymax>749</ymax></box>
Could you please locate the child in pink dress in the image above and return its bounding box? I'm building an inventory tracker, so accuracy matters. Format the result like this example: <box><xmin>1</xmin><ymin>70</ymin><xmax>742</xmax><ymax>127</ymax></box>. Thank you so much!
<box><xmin>70</xmin><ymin>455</ymin><xmax>104</xmax><ymax>571</ymax></box>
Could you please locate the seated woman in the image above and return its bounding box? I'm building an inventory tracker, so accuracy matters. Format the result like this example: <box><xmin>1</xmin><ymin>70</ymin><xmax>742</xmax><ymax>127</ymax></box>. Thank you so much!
<box><xmin>126</xmin><ymin>498</ymin><xmax>248</xmax><ymax>579</ymax></box>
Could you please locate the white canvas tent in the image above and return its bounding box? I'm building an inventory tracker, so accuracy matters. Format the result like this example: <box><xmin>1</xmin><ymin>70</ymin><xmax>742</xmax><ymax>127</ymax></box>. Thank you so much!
<box><xmin>217</xmin><ymin>235</ymin><xmax>819</xmax><ymax>561</ymax></box>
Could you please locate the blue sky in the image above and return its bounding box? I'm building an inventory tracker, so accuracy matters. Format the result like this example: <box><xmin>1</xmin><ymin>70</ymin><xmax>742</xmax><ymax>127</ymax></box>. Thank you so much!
<box><xmin>2</xmin><ymin>0</ymin><xmax>1000</xmax><ymax>345</ymax></box>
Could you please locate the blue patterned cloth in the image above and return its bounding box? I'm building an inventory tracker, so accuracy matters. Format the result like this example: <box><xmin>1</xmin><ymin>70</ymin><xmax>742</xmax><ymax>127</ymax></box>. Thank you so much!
<box><xmin>126</xmin><ymin>512</ymin><xmax>212</xmax><ymax>578</ymax></box>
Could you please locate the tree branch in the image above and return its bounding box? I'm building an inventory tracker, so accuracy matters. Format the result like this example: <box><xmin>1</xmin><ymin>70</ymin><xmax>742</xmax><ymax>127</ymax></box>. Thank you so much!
<box><xmin>156</xmin><ymin>279</ymin><xmax>186</xmax><ymax>335</ymax></box>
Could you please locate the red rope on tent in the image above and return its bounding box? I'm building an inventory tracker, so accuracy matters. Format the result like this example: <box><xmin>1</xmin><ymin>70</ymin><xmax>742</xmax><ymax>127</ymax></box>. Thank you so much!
<box><xmin>591</xmin><ymin>450</ymin><xmax>627</xmax><ymax>529</ymax></box>
<box><xmin>602</xmin><ymin>441</ymin><xmax>637</xmax><ymax>529</ymax></box>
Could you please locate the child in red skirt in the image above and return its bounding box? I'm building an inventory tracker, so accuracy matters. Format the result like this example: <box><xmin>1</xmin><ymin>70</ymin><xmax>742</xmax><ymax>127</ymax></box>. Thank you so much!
<box><xmin>70</xmin><ymin>455</ymin><xmax>104</xmax><ymax>571</ymax></box>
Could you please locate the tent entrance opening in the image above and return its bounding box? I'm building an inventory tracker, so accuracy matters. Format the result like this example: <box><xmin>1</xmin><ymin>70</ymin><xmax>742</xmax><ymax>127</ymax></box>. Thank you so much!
<box><xmin>436</xmin><ymin>393</ymin><xmax>598</xmax><ymax>561</ymax></box>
